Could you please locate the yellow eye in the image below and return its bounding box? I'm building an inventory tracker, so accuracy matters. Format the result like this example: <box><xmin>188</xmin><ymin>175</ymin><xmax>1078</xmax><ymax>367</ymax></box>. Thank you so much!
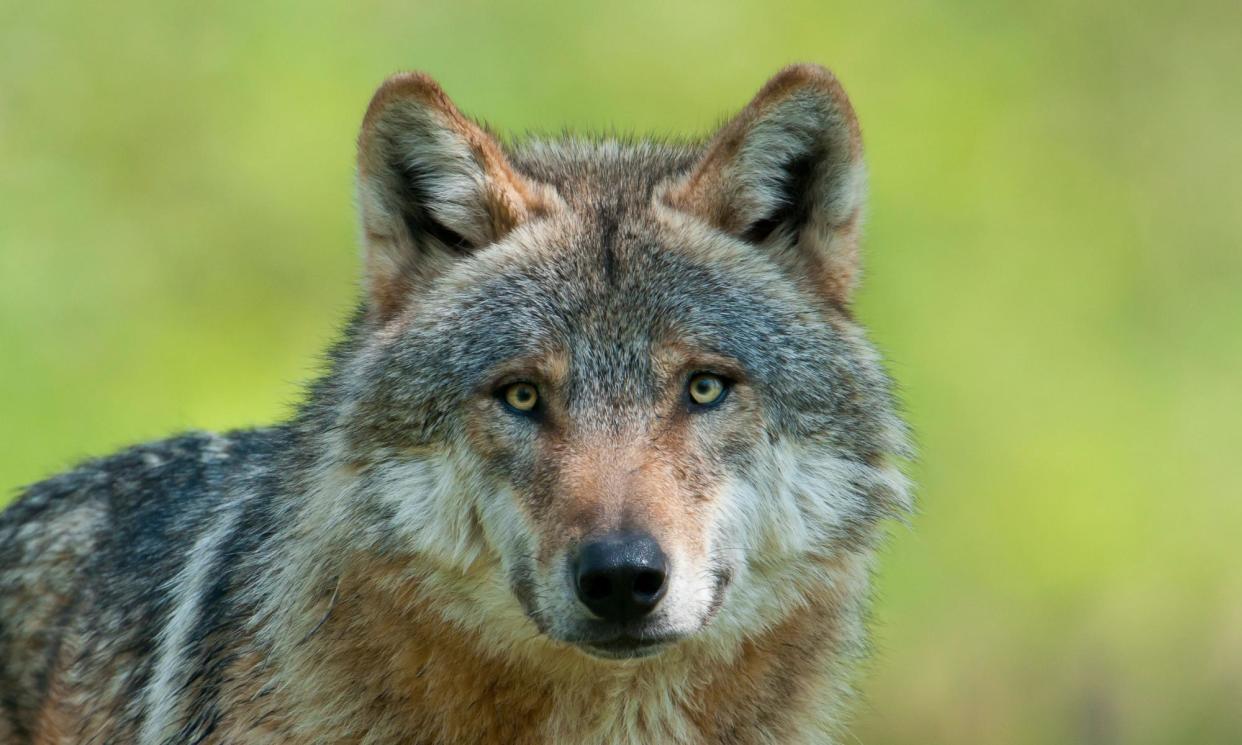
<box><xmin>503</xmin><ymin>382</ymin><xmax>540</xmax><ymax>413</ymax></box>
<box><xmin>687</xmin><ymin>373</ymin><xmax>727</xmax><ymax>406</ymax></box>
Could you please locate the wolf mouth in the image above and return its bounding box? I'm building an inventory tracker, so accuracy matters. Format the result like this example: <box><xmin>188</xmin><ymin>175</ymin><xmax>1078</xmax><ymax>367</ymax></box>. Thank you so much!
<box><xmin>574</xmin><ymin>633</ymin><xmax>683</xmax><ymax>660</ymax></box>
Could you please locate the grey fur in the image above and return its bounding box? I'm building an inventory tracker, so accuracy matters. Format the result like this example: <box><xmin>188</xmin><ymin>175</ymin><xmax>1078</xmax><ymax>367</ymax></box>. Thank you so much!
<box><xmin>0</xmin><ymin>65</ymin><xmax>910</xmax><ymax>745</ymax></box>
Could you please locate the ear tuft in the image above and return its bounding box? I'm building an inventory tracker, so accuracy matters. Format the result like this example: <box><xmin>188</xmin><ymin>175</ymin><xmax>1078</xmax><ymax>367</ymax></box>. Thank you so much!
<box><xmin>666</xmin><ymin>64</ymin><xmax>867</xmax><ymax>305</ymax></box>
<box><xmin>356</xmin><ymin>72</ymin><xmax>554</xmax><ymax>320</ymax></box>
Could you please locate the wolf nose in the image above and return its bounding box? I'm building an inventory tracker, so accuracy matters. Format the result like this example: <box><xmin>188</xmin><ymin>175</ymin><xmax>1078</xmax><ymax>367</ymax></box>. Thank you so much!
<box><xmin>573</xmin><ymin>533</ymin><xmax>669</xmax><ymax>623</ymax></box>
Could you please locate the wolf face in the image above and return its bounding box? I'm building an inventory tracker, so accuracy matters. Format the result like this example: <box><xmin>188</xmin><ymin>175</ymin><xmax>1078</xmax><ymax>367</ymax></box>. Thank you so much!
<box><xmin>329</xmin><ymin>67</ymin><xmax>910</xmax><ymax>662</ymax></box>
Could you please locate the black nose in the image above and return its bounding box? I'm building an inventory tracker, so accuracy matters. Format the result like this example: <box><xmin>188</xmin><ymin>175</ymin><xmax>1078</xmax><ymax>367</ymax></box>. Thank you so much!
<box><xmin>573</xmin><ymin>533</ymin><xmax>669</xmax><ymax>623</ymax></box>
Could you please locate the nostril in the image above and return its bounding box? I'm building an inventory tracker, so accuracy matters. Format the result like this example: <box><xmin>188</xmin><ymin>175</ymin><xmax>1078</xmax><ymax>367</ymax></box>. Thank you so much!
<box><xmin>578</xmin><ymin>573</ymin><xmax>613</xmax><ymax>601</ymax></box>
<box><xmin>631</xmin><ymin>569</ymin><xmax>665</xmax><ymax>600</ymax></box>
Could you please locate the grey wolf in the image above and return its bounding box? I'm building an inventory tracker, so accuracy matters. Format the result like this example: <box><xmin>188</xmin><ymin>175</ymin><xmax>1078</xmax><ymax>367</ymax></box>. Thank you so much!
<box><xmin>0</xmin><ymin>64</ymin><xmax>911</xmax><ymax>744</ymax></box>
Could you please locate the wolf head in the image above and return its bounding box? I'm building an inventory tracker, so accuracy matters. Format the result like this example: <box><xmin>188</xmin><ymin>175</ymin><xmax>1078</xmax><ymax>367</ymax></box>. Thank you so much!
<box><xmin>317</xmin><ymin>65</ymin><xmax>910</xmax><ymax>661</ymax></box>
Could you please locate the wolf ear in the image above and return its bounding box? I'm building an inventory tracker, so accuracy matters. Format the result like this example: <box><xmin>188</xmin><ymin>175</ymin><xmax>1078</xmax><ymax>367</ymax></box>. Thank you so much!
<box><xmin>665</xmin><ymin>64</ymin><xmax>867</xmax><ymax>305</ymax></box>
<box><xmin>356</xmin><ymin>72</ymin><xmax>554</xmax><ymax>320</ymax></box>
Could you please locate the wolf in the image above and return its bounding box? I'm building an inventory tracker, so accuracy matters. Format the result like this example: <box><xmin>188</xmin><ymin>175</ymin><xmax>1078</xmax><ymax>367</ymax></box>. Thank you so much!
<box><xmin>0</xmin><ymin>64</ymin><xmax>911</xmax><ymax>744</ymax></box>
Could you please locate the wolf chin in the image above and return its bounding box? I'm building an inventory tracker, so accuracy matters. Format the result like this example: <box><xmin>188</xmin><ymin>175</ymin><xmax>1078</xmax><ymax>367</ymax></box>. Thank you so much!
<box><xmin>0</xmin><ymin>64</ymin><xmax>911</xmax><ymax>744</ymax></box>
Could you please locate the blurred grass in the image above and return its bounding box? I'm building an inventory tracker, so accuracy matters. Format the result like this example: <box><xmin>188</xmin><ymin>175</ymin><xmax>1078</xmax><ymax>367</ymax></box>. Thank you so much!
<box><xmin>2</xmin><ymin>1</ymin><xmax>1240</xmax><ymax>742</ymax></box>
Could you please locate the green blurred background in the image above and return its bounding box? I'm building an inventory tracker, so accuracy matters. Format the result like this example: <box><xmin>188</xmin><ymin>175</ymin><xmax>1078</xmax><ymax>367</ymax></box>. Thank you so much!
<box><xmin>2</xmin><ymin>1</ymin><xmax>1239</xmax><ymax>742</ymax></box>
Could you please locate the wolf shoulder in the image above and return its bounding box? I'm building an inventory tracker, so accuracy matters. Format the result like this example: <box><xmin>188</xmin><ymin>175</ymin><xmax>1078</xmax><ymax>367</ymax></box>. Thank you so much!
<box><xmin>0</xmin><ymin>428</ymin><xmax>288</xmax><ymax>739</ymax></box>
<box><xmin>0</xmin><ymin>435</ymin><xmax>278</xmax><ymax>648</ymax></box>
<box><xmin>1</xmin><ymin>428</ymin><xmax>288</xmax><ymax>562</ymax></box>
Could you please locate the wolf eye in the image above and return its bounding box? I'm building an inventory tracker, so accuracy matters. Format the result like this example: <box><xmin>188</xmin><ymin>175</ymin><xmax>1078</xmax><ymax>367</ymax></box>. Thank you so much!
<box><xmin>501</xmin><ymin>382</ymin><xmax>540</xmax><ymax>414</ymax></box>
<box><xmin>687</xmin><ymin>373</ymin><xmax>728</xmax><ymax>407</ymax></box>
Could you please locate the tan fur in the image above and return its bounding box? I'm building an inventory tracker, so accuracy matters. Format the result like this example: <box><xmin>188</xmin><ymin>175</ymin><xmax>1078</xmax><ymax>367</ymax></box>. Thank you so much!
<box><xmin>539</xmin><ymin>432</ymin><xmax>712</xmax><ymax>561</ymax></box>
<box><xmin>204</xmin><ymin>551</ymin><xmax>867</xmax><ymax>745</ymax></box>
<box><xmin>30</xmin><ymin>630</ymin><xmax>137</xmax><ymax>744</ymax></box>
<box><xmin>31</xmin><ymin>681</ymin><xmax>72</xmax><ymax>745</ymax></box>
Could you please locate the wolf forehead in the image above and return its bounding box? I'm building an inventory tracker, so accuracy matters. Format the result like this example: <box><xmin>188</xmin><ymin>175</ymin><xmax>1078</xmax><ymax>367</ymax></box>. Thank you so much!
<box><xmin>343</xmin><ymin>66</ymin><xmax>899</xmax><ymax>455</ymax></box>
<box><xmin>346</xmin><ymin>143</ymin><xmax>878</xmax><ymax>441</ymax></box>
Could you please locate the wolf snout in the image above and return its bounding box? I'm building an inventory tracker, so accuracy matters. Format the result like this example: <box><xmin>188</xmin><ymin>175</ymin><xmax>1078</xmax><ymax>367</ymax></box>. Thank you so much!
<box><xmin>572</xmin><ymin>532</ymin><xmax>669</xmax><ymax>623</ymax></box>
